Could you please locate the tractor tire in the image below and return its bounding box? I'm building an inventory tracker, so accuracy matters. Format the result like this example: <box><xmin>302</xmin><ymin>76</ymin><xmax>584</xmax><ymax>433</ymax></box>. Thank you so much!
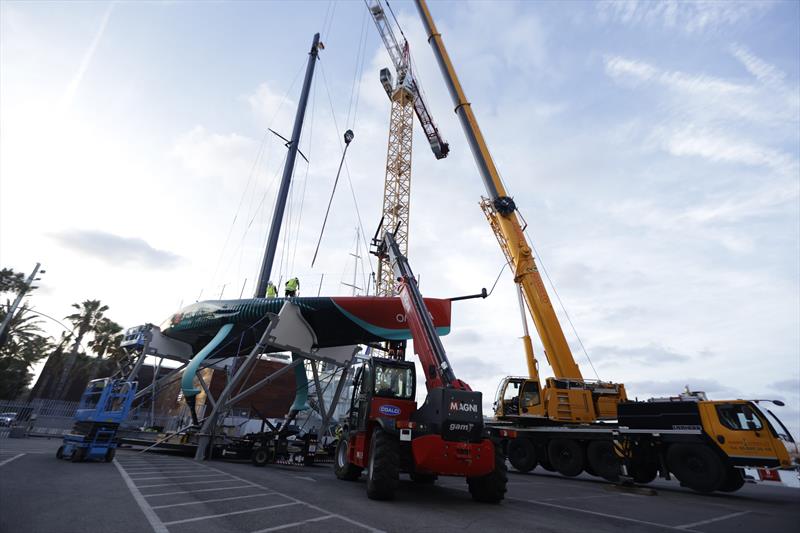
<box><xmin>586</xmin><ymin>441</ymin><xmax>620</xmax><ymax>482</ymax></box>
<box><xmin>667</xmin><ymin>444</ymin><xmax>724</xmax><ymax>493</ymax></box>
<box><xmin>56</xmin><ymin>446</ymin><xmax>64</xmax><ymax>460</ymax></box>
<box><xmin>548</xmin><ymin>439</ymin><xmax>584</xmax><ymax>477</ymax></box>
<box><xmin>538</xmin><ymin>453</ymin><xmax>556</xmax><ymax>472</ymax></box>
<box><xmin>410</xmin><ymin>473</ymin><xmax>437</xmax><ymax>484</ymax></box>
<box><xmin>467</xmin><ymin>443</ymin><xmax>508</xmax><ymax>503</ymax></box>
<box><xmin>71</xmin><ymin>447</ymin><xmax>85</xmax><ymax>463</ymax></box>
<box><xmin>251</xmin><ymin>448</ymin><xmax>270</xmax><ymax>467</ymax></box>
<box><xmin>629</xmin><ymin>461</ymin><xmax>658</xmax><ymax>484</ymax></box>
<box><xmin>104</xmin><ymin>448</ymin><xmax>116</xmax><ymax>463</ymax></box>
<box><xmin>334</xmin><ymin>438</ymin><xmax>362</xmax><ymax>481</ymax></box>
<box><xmin>507</xmin><ymin>438</ymin><xmax>537</xmax><ymax>473</ymax></box>
<box><xmin>366</xmin><ymin>427</ymin><xmax>399</xmax><ymax>500</ymax></box>
<box><xmin>718</xmin><ymin>467</ymin><xmax>746</xmax><ymax>493</ymax></box>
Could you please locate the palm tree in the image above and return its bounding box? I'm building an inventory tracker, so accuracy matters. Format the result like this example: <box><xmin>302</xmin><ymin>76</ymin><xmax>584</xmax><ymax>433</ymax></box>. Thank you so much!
<box><xmin>54</xmin><ymin>300</ymin><xmax>108</xmax><ymax>400</ymax></box>
<box><xmin>88</xmin><ymin>318</ymin><xmax>123</xmax><ymax>360</ymax></box>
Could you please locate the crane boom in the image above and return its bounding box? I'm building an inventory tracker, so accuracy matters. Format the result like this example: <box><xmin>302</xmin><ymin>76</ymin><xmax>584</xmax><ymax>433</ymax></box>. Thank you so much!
<box><xmin>413</xmin><ymin>0</ymin><xmax>581</xmax><ymax>380</ymax></box>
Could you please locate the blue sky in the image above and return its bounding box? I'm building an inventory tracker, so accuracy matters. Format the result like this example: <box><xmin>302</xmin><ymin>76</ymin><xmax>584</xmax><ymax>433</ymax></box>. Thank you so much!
<box><xmin>2</xmin><ymin>0</ymin><xmax>798</xmax><ymax>434</ymax></box>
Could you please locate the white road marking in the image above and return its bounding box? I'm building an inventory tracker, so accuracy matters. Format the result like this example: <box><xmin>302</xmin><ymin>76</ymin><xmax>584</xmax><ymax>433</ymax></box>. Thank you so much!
<box><xmin>151</xmin><ymin>492</ymin><xmax>273</xmax><ymax>509</ymax></box>
<box><xmin>137</xmin><ymin>479</ymin><xmax>238</xmax><ymax>489</ymax></box>
<box><xmin>293</xmin><ymin>475</ymin><xmax>315</xmax><ymax>482</ymax></box>
<box><xmin>143</xmin><ymin>484</ymin><xmax>257</xmax><ymax>497</ymax></box>
<box><xmin>677</xmin><ymin>511</ymin><xmax>750</xmax><ymax>529</ymax></box>
<box><xmin>201</xmin><ymin>464</ymin><xmax>386</xmax><ymax>533</ymax></box>
<box><xmin>540</xmin><ymin>494</ymin><xmax>615</xmax><ymax>502</ymax></box>
<box><xmin>0</xmin><ymin>453</ymin><xmax>24</xmax><ymax>467</ymax></box>
<box><xmin>113</xmin><ymin>459</ymin><xmax>169</xmax><ymax>533</ymax></box>
<box><xmin>125</xmin><ymin>468</ymin><xmax>207</xmax><ymax>473</ymax></box>
<box><xmin>251</xmin><ymin>514</ymin><xmax>335</xmax><ymax>532</ymax></box>
<box><xmin>162</xmin><ymin>501</ymin><xmax>300</xmax><ymax>526</ymax></box>
<box><xmin>523</xmin><ymin>499</ymin><xmax>695</xmax><ymax>532</ymax></box>
<box><xmin>130</xmin><ymin>473</ymin><xmax>229</xmax><ymax>481</ymax></box>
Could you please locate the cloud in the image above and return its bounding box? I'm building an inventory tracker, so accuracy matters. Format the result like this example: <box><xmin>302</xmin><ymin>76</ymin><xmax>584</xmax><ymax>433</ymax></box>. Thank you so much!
<box><xmin>597</xmin><ymin>0</ymin><xmax>773</xmax><ymax>33</ymax></box>
<box><xmin>52</xmin><ymin>230</ymin><xmax>182</xmax><ymax>269</ymax></box>
<box><xmin>63</xmin><ymin>2</ymin><xmax>114</xmax><ymax>108</ymax></box>
<box><xmin>770</xmin><ymin>379</ymin><xmax>800</xmax><ymax>395</ymax></box>
<box><xmin>589</xmin><ymin>343</ymin><xmax>693</xmax><ymax>367</ymax></box>
<box><xmin>172</xmin><ymin>126</ymin><xmax>258</xmax><ymax>181</ymax></box>
<box><xmin>626</xmin><ymin>378</ymin><xmax>739</xmax><ymax>400</ymax></box>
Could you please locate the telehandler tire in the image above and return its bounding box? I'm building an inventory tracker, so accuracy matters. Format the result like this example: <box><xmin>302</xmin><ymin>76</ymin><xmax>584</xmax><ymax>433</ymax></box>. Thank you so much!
<box><xmin>586</xmin><ymin>441</ymin><xmax>620</xmax><ymax>481</ymax></box>
<box><xmin>56</xmin><ymin>446</ymin><xmax>64</xmax><ymax>460</ymax></box>
<box><xmin>507</xmin><ymin>437</ymin><xmax>537</xmax><ymax>473</ymax></box>
<box><xmin>467</xmin><ymin>443</ymin><xmax>508</xmax><ymax>503</ymax></box>
<box><xmin>334</xmin><ymin>439</ymin><xmax>362</xmax><ymax>481</ymax></box>
<box><xmin>667</xmin><ymin>443</ymin><xmax>724</xmax><ymax>493</ymax></box>
<box><xmin>104</xmin><ymin>448</ymin><xmax>115</xmax><ymax>463</ymax></box>
<box><xmin>366</xmin><ymin>428</ymin><xmax>399</xmax><ymax>500</ymax></box>
<box><xmin>718</xmin><ymin>467</ymin><xmax>745</xmax><ymax>493</ymax></box>
<box><xmin>548</xmin><ymin>439</ymin><xmax>584</xmax><ymax>477</ymax></box>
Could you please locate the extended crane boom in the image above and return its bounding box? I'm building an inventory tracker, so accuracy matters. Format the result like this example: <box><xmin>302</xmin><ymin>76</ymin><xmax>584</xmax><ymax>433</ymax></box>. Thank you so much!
<box><xmin>414</xmin><ymin>0</ymin><xmax>626</xmax><ymax>423</ymax></box>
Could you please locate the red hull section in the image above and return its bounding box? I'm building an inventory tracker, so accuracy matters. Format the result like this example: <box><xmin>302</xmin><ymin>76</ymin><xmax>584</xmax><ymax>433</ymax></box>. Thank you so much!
<box><xmin>411</xmin><ymin>435</ymin><xmax>495</xmax><ymax>477</ymax></box>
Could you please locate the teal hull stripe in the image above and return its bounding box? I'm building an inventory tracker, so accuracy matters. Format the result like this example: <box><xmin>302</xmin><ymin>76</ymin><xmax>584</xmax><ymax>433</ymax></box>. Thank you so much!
<box><xmin>331</xmin><ymin>301</ymin><xmax>450</xmax><ymax>340</ymax></box>
<box><xmin>181</xmin><ymin>323</ymin><xmax>234</xmax><ymax>398</ymax></box>
<box><xmin>290</xmin><ymin>354</ymin><xmax>310</xmax><ymax>412</ymax></box>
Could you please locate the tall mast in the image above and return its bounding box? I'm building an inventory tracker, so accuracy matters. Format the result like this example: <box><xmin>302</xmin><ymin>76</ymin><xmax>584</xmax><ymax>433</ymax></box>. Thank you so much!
<box><xmin>255</xmin><ymin>33</ymin><xmax>322</xmax><ymax>298</ymax></box>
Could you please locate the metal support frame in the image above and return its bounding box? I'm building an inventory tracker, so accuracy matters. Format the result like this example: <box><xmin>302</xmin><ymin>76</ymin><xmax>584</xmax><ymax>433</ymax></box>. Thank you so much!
<box><xmin>195</xmin><ymin>370</ymin><xmax>216</xmax><ymax>409</ymax></box>
<box><xmin>376</xmin><ymin>86</ymin><xmax>414</xmax><ymax>296</ymax></box>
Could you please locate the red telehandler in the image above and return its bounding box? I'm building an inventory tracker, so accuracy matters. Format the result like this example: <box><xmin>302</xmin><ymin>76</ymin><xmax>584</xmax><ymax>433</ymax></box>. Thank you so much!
<box><xmin>334</xmin><ymin>230</ymin><xmax>507</xmax><ymax>502</ymax></box>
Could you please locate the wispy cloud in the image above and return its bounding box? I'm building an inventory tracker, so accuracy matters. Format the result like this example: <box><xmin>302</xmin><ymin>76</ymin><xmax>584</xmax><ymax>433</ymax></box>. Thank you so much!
<box><xmin>597</xmin><ymin>0</ymin><xmax>773</xmax><ymax>33</ymax></box>
<box><xmin>53</xmin><ymin>230</ymin><xmax>182</xmax><ymax>269</ymax></box>
<box><xmin>62</xmin><ymin>2</ymin><xmax>114</xmax><ymax>108</ymax></box>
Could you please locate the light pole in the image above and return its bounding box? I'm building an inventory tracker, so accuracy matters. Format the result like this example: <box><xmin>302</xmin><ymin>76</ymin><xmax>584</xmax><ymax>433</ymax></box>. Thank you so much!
<box><xmin>0</xmin><ymin>263</ymin><xmax>44</xmax><ymax>347</ymax></box>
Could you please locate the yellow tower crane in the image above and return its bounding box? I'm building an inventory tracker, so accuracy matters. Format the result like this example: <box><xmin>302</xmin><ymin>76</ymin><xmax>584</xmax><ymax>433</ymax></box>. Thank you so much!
<box><xmin>366</xmin><ymin>0</ymin><xmax>449</xmax><ymax>296</ymax></box>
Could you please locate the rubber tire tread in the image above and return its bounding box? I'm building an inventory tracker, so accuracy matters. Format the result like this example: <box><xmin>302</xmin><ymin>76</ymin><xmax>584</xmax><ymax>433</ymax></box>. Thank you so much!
<box><xmin>366</xmin><ymin>428</ymin><xmax>399</xmax><ymax>500</ymax></box>
<box><xmin>586</xmin><ymin>440</ymin><xmax>620</xmax><ymax>481</ymax></box>
<box><xmin>467</xmin><ymin>443</ymin><xmax>508</xmax><ymax>503</ymax></box>
<box><xmin>548</xmin><ymin>439</ymin><xmax>585</xmax><ymax>477</ymax></box>
<box><xmin>334</xmin><ymin>439</ymin><xmax>362</xmax><ymax>481</ymax></box>
<box><xmin>507</xmin><ymin>438</ymin><xmax>537</xmax><ymax>473</ymax></box>
<box><xmin>251</xmin><ymin>448</ymin><xmax>269</xmax><ymax>467</ymax></box>
<box><xmin>56</xmin><ymin>446</ymin><xmax>64</xmax><ymax>460</ymax></box>
<box><xmin>105</xmin><ymin>448</ymin><xmax>115</xmax><ymax>463</ymax></box>
<box><xmin>667</xmin><ymin>443</ymin><xmax>724</xmax><ymax>493</ymax></box>
<box><xmin>718</xmin><ymin>467</ymin><xmax>746</xmax><ymax>493</ymax></box>
<box><xmin>71</xmin><ymin>447</ymin><xmax>84</xmax><ymax>463</ymax></box>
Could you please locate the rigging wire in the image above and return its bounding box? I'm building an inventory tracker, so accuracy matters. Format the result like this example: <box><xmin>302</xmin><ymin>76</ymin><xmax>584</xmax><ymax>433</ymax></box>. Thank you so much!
<box><xmin>318</xmin><ymin>61</ymin><xmax>375</xmax><ymax>280</ymax></box>
<box><xmin>524</xmin><ymin>230</ymin><xmax>601</xmax><ymax>381</ymax></box>
<box><xmin>290</xmin><ymin>73</ymin><xmax>318</xmax><ymax>276</ymax></box>
<box><xmin>345</xmin><ymin>7</ymin><xmax>369</xmax><ymax>131</ymax></box>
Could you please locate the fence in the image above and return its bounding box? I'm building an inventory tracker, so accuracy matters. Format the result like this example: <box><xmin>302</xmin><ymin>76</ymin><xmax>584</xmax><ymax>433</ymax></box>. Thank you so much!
<box><xmin>0</xmin><ymin>398</ymin><xmax>80</xmax><ymax>438</ymax></box>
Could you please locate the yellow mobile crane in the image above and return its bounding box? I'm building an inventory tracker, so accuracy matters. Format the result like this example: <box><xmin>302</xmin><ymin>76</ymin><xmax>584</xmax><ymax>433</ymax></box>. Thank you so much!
<box><xmin>414</xmin><ymin>0</ymin><xmax>798</xmax><ymax>493</ymax></box>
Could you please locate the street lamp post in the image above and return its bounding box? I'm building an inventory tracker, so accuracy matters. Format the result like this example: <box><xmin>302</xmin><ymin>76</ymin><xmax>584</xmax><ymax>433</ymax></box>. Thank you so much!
<box><xmin>0</xmin><ymin>263</ymin><xmax>43</xmax><ymax>347</ymax></box>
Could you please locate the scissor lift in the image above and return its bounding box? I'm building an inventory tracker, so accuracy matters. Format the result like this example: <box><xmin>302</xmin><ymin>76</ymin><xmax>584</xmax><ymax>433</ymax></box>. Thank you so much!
<box><xmin>56</xmin><ymin>378</ymin><xmax>137</xmax><ymax>462</ymax></box>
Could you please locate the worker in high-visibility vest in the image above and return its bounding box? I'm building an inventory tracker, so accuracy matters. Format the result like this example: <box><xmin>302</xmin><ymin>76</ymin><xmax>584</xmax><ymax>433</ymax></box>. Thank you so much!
<box><xmin>266</xmin><ymin>281</ymin><xmax>278</xmax><ymax>298</ymax></box>
<box><xmin>285</xmin><ymin>277</ymin><xmax>300</xmax><ymax>297</ymax></box>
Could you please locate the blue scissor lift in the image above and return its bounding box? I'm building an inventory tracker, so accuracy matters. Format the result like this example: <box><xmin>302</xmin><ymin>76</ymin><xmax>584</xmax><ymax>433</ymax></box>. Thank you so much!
<box><xmin>57</xmin><ymin>378</ymin><xmax>137</xmax><ymax>462</ymax></box>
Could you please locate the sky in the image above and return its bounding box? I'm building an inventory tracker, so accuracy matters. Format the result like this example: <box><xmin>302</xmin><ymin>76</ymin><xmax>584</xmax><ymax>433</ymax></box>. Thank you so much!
<box><xmin>1</xmin><ymin>0</ymin><xmax>798</xmax><ymax>435</ymax></box>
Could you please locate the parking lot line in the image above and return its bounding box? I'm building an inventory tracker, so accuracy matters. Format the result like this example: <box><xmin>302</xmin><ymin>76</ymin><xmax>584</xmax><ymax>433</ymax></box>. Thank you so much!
<box><xmin>130</xmin><ymin>473</ymin><xmax>230</xmax><ymax>481</ymax></box>
<box><xmin>0</xmin><ymin>453</ymin><xmax>24</xmax><ymax>467</ymax></box>
<box><xmin>162</xmin><ymin>501</ymin><xmax>300</xmax><ymax>526</ymax></box>
<box><xmin>201</xmin><ymin>465</ymin><xmax>385</xmax><ymax>533</ymax></box>
<box><xmin>113</xmin><ymin>459</ymin><xmax>169</xmax><ymax>533</ymax></box>
<box><xmin>676</xmin><ymin>511</ymin><xmax>750</xmax><ymax>529</ymax></box>
<box><xmin>137</xmin><ymin>478</ymin><xmax>239</xmax><ymax>489</ymax></box>
<box><xmin>522</xmin><ymin>498</ymin><xmax>695</xmax><ymax>532</ymax></box>
<box><xmin>143</xmin><ymin>484</ymin><xmax>258</xmax><ymax>497</ymax></box>
<box><xmin>125</xmin><ymin>468</ymin><xmax>207</xmax><ymax>473</ymax></box>
<box><xmin>151</xmin><ymin>492</ymin><xmax>272</xmax><ymax>509</ymax></box>
<box><xmin>251</xmin><ymin>514</ymin><xmax>335</xmax><ymax>532</ymax></box>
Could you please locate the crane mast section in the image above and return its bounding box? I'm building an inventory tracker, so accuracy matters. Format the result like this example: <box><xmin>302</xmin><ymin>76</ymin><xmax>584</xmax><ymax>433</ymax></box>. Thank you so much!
<box><xmin>414</xmin><ymin>0</ymin><xmax>582</xmax><ymax>380</ymax></box>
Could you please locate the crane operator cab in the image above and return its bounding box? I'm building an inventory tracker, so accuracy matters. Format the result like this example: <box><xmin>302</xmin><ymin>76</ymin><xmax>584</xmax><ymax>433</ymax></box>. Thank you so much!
<box><xmin>495</xmin><ymin>377</ymin><xmax>543</xmax><ymax>418</ymax></box>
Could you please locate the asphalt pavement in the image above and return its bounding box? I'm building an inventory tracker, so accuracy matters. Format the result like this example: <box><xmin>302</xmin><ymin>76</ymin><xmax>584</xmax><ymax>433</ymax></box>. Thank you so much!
<box><xmin>1</xmin><ymin>437</ymin><xmax>798</xmax><ymax>533</ymax></box>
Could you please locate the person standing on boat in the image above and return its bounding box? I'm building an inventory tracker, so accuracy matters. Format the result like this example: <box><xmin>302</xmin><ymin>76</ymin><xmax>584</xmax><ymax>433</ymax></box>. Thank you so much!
<box><xmin>266</xmin><ymin>281</ymin><xmax>278</xmax><ymax>298</ymax></box>
<box><xmin>285</xmin><ymin>277</ymin><xmax>300</xmax><ymax>297</ymax></box>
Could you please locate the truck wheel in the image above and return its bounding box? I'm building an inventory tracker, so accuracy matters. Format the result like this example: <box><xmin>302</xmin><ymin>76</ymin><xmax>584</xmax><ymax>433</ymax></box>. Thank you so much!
<box><xmin>586</xmin><ymin>441</ymin><xmax>620</xmax><ymax>481</ymax></box>
<box><xmin>70</xmin><ymin>447</ymin><xmax>85</xmax><ymax>463</ymax></box>
<box><xmin>334</xmin><ymin>438</ymin><xmax>363</xmax><ymax>481</ymax></box>
<box><xmin>104</xmin><ymin>448</ymin><xmax>115</xmax><ymax>463</ymax></box>
<box><xmin>410</xmin><ymin>473</ymin><xmax>437</xmax><ymax>484</ymax></box>
<box><xmin>629</xmin><ymin>461</ymin><xmax>658</xmax><ymax>484</ymax></box>
<box><xmin>251</xmin><ymin>448</ymin><xmax>269</xmax><ymax>467</ymax></box>
<box><xmin>667</xmin><ymin>444</ymin><xmax>724</xmax><ymax>493</ymax></box>
<box><xmin>366</xmin><ymin>427</ymin><xmax>399</xmax><ymax>500</ymax></box>
<box><xmin>507</xmin><ymin>438</ymin><xmax>537</xmax><ymax>473</ymax></box>
<box><xmin>718</xmin><ymin>467</ymin><xmax>745</xmax><ymax>493</ymax></box>
<box><xmin>467</xmin><ymin>443</ymin><xmax>508</xmax><ymax>503</ymax></box>
<box><xmin>548</xmin><ymin>439</ymin><xmax>584</xmax><ymax>477</ymax></box>
<box><xmin>56</xmin><ymin>446</ymin><xmax>64</xmax><ymax>460</ymax></box>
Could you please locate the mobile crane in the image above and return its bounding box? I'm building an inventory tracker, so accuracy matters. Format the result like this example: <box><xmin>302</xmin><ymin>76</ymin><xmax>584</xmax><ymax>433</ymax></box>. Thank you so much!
<box><xmin>413</xmin><ymin>0</ymin><xmax>799</xmax><ymax>493</ymax></box>
<box><xmin>334</xmin><ymin>231</ymin><xmax>507</xmax><ymax>502</ymax></box>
